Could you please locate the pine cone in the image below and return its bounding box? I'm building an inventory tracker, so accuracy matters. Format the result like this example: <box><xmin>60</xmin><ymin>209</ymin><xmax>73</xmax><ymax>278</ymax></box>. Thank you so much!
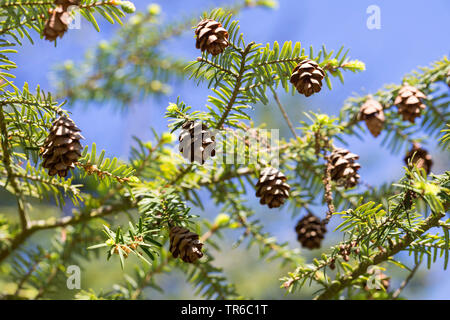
<box><xmin>404</xmin><ymin>144</ymin><xmax>433</xmax><ymax>175</ymax></box>
<box><xmin>359</xmin><ymin>98</ymin><xmax>385</xmax><ymax>137</ymax></box>
<box><xmin>255</xmin><ymin>167</ymin><xmax>290</xmax><ymax>208</ymax></box>
<box><xmin>169</xmin><ymin>226</ymin><xmax>203</xmax><ymax>263</ymax></box>
<box><xmin>178</xmin><ymin>121</ymin><xmax>215</xmax><ymax>164</ymax></box>
<box><xmin>394</xmin><ymin>85</ymin><xmax>427</xmax><ymax>123</ymax></box>
<box><xmin>195</xmin><ymin>19</ymin><xmax>229</xmax><ymax>56</ymax></box>
<box><xmin>329</xmin><ymin>148</ymin><xmax>361</xmax><ymax>189</ymax></box>
<box><xmin>290</xmin><ymin>59</ymin><xmax>325</xmax><ymax>97</ymax></box>
<box><xmin>43</xmin><ymin>6</ymin><xmax>72</xmax><ymax>41</ymax></box>
<box><xmin>295</xmin><ymin>213</ymin><xmax>327</xmax><ymax>250</ymax></box>
<box><xmin>41</xmin><ymin>115</ymin><xmax>84</xmax><ymax>177</ymax></box>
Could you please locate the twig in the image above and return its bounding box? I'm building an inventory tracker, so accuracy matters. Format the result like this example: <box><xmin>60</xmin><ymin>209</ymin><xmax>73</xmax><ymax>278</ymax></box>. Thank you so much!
<box><xmin>392</xmin><ymin>262</ymin><xmax>421</xmax><ymax>299</ymax></box>
<box><xmin>315</xmin><ymin>131</ymin><xmax>334</xmax><ymax>224</ymax></box>
<box><xmin>215</xmin><ymin>42</ymin><xmax>254</xmax><ymax>130</ymax></box>
<box><xmin>322</xmin><ymin>152</ymin><xmax>335</xmax><ymax>224</ymax></box>
<box><xmin>314</xmin><ymin>211</ymin><xmax>444</xmax><ymax>300</ymax></box>
<box><xmin>0</xmin><ymin>200</ymin><xmax>132</xmax><ymax>264</ymax></box>
<box><xmin>271</xmin><ymin>88</ymin><xmax>298</xmax><ymax>138</ymax></box>
<box><xmin>130</xmin><ymin>257</ymin><xmax>169</xmax><ymax>300</ymax></box>
<box><xmin>0</xmin><ymin>106</ymin><xmax>29</xmax><ymax>229</ymax></box>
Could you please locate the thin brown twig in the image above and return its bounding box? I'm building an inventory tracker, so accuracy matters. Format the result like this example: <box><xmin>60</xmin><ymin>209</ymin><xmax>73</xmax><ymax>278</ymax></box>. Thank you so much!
<box><xmin>315</xmin><ymin>211</ymin><xmax>444</xmax><ymax>300</ymax></box>
<box><xmin>315</xmin><ymin>131</ymin><xmax>335</xmax><ymax>224</ymax></box>
<box><xmin>392</xmin><ymin>262</ymin><xmax>421</xmax><ymax>299</ymax></box>
<box><xmin>0</xmin><ymin>201</ymin><xmax>132</xmax><ymax>264</ymax></box>
<box><xmin>215</xmin><ymin>42</ymin><xmax>254</xmax><ymax>130</ymax></box>
<box><xmin>271</xmin><ymin>88</ymin><xmax>298</xmax><ymax>138</ymax></box>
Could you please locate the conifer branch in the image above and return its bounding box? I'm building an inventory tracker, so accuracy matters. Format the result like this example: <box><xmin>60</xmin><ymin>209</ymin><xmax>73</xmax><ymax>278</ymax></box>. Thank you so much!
<box><xmin>215</xmin><ymin>42</ymin><xmax>254</xmax><ymax>129</ymax></box>
<box><xmin>0</xmin><ymin>105</ymin><xmax>29</xmax><ymax>229</ymax></box>
<box><xmin>315</xmin><ymin>211</ymin><xmax>444</xmax><ymax>300</ymax></box>
<box><xmin>0</xmin><ymin>200</ymin><xmax>132</xmax><ymax>263</ymax></box>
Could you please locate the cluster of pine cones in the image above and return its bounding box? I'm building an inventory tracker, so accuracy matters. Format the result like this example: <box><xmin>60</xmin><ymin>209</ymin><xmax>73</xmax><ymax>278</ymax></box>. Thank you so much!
<box><xmin>194</xmin><ymin>17</ymin><xmax>326</xmax><ymax>98</ymax></box>
<box><xmin>36</xmin><ymin>16</ymin><xmax>441</xmax><ymax>265</ymax></box>
<box><xmin>357</xmin><ymin>86</ymin><xmax>434</xmax><ymax>175</ymax></box>
<box><xmin>43</xmin><ymin>0</ymin><xmax>80</xmax><ymax>41</ymax></box>
<box><xmin>358</xmin><ymin>85</ymin><xmax>428</xmax><ymax>138</ymax></box>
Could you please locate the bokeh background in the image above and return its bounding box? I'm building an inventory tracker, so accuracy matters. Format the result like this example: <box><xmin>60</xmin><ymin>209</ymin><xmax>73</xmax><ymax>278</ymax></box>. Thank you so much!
<box><xmin>1</xmin><ymin>0</ymin><xmax>449</xmax><ymax>299</ymax></box>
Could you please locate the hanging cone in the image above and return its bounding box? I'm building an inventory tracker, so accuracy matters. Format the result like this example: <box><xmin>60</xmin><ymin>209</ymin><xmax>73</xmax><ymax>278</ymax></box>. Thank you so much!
<box><xmin>404</xmin><ymin>144</ymin><xmax>433</xmax><ymax>175</ymax></box>
<box><xmin>290</xmin><ymin>59</ymin><xmax>325</xmax><ymax>97</ymax></box>
<box><xmin>195</xmin><ymin>19</ymin><xmax>229</xmax><ymax>56</ymax></box>
<box><xmin>169</xmin><ymin>226</ymin><xmax>203</xmax><ymax>263</ymax></box>
<box><xmin>295</xmin><ymin>213</ymin><xmax>327</xmax><ymax>250</ymax></box>
<box><xmin>359</xmin><ymin>98</ymin><xmax>385</xmax><ymax>137</ymax></box>
<box><xmin>255</xmin><ymin>167</ymin><xmax>290</xmax><ymax>208</ymax></box>
<box><xmin>41</xmin><ymin>115</ymin><xmax>84</xmax><ymax>177</ymax></box>
<box><xmin>178</xmin><ymin>120</ymin><xmax>215</xmax><ymax>164</ymax></box>
<box><xmin>43</xmin><ymin>6</ymin><xmax>72</xmax><ymax>41</ymax></box>
<box><xmin>394</xmin><ymin>85</ymin><xmax>427</xmax><ymax>123</ymax></box>
<box><xmin>329</xmin><ymin>148</ymin><xmax>361</xmax><ymax>189</ymax></box>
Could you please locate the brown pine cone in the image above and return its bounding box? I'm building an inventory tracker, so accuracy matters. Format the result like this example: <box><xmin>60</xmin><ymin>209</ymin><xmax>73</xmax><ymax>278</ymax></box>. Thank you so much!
<box><xmin>195</xmin><ymin>19</ymin><xmax>229</xmax><ymax>56</ymax></box>
<box><xmin>404</xmin><ymin>144</ymin><xmax>433</xmax><ymax>175</ymax></box>
<box><xmin>43</xmin><ymin>6</ymin><xmax>72</xmax><ymax>41</ymax></box>
<box><xmin>359</xmin><ymin>98</ymin><xmax>385</xmax><ymax>137</ymax></box>
<box><xmin>41</xmin><ymin>115</ymin><xmax>84</xmax><ymax>177</ymax></box>
<box><xmin>295</xmin><ymin>213</ymin><xmax>327</xmax><ymax>250</ymax></box>
<box><xmin>178</xmin><ymin>120</ymin><xmax>215</xmax><ymax>164</ymax></box>
<box><xmin>290</xmin><ymin>59</ymin><xmax>325</xmax><ymax>97</ymax></box>
<box><xmin>329</xmin><ymin>148</ymin><xmax>361</xmax><ymax>189</ymax></box>
<box><xmin>255</xmin><ymin>167</ymin><xmax>290</xmax><ymax>208</ymax></box>
<box><xmin>394</xmin><ymin>85</ymin><xmax>427</xmax><ymax>123</ymax></box>
<box><xmin>169</xmin><ymin>226</ymin><xmax>203</xmax><ymax>263</ymax></box>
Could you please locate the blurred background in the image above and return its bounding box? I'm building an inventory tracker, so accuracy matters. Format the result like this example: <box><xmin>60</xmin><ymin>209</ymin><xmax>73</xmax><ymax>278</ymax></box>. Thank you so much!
<box><xmin>0</xmin><ymin>0</ymin><xmax>449</xmax><ymax>299</ymax></box>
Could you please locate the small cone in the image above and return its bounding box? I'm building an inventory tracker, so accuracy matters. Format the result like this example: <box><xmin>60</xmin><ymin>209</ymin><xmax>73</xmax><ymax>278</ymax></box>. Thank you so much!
<box><xmin>41</xmin><ymin>115</ymin><xmax>84</xmax><ymax>177</ymax></box>
<box><xmin>359</xmin><ymin>98</ymin><xmax>385</xmax><ymax>137</ymax></box>
<box><xmin>295</xmin><ymin>213</ymin><xmax>327</xmax><ymax>250</ymax></box>
<box><xmin>43</xmin><ymin>6</ymin><xmax>72</xmax><ymax>41</ymax></box>
<box><xmin>290</xmin><ymin>59</ymin><xmax>325</xmax><ymax>97</ymax></box>
<box><xmin>169</xmin><ymin>226</ymin><xmax>203</xmax><ymax>263</ymax></box>
<box><xmin>329</xmin><ymin>148</ymin><xmax>361</xmax><ymax>189</ymax></box>
<box><xmin>195</xmin><ymin>19</ymin><xmax>229</xmax><ymax>56</ymax></box>
<box><xmin>404</xmin><ymin>144</ymin><xmax>433</xmax><ymax>175</ymax></box>
<box><xmin>178</xmin><ymin>121</ymin><xmax>215</xmax><ymax>164</ymax></box>
<box><xmin>255</xmin><ymin>167</ymin><xmax>290</xmax><ymax>208</ymax></box>
<box><xmin>394</xmin><ymin>85</ymin><xmax>427</xmax><ymax>123</ymax></box>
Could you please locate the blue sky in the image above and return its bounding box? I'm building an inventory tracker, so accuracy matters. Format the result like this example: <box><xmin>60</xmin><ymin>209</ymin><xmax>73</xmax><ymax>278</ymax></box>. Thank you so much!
<box><xmin>11</xmin><ymin>0</ymin><xmax>450</xmax><ymax>298</ymax></box>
